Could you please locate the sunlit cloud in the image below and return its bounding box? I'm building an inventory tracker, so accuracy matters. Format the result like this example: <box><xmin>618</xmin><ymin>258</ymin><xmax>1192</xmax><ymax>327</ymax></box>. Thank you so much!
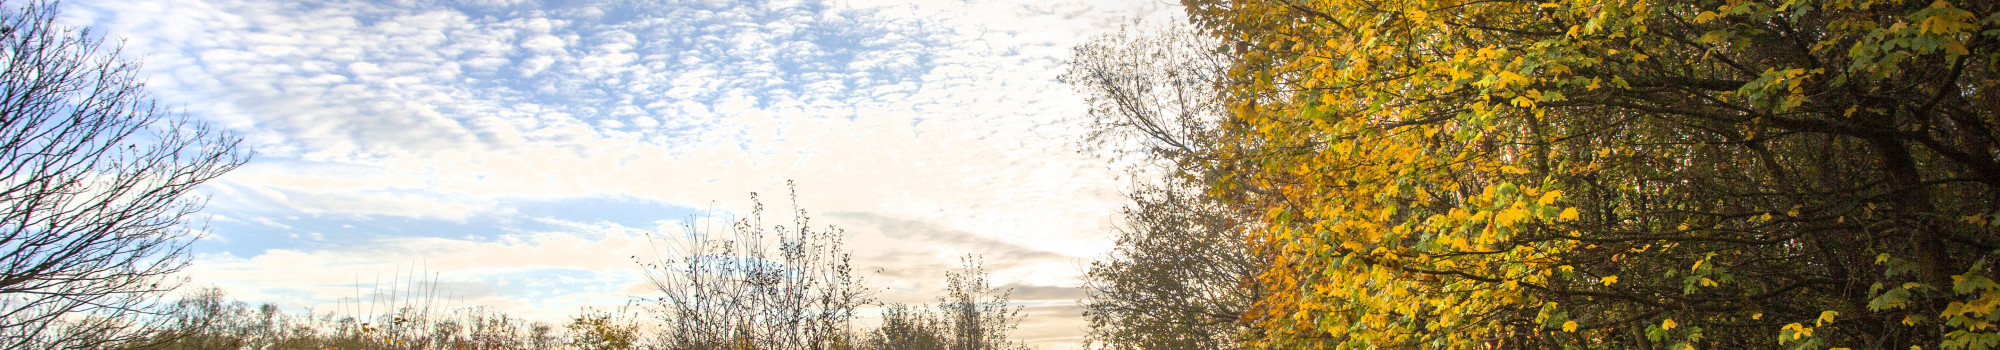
<box><xmin>63</xmin><ymin>0</ymin><xmax>1184</xmax><ymax>347</ymax></box>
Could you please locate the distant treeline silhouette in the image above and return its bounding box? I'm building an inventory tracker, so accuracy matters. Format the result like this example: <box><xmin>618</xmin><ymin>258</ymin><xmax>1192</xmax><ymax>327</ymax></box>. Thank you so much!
<box><xmin>116</xmin><ymin>189</ymin><xmax>1031</xmax><ymax>350</ymax></box>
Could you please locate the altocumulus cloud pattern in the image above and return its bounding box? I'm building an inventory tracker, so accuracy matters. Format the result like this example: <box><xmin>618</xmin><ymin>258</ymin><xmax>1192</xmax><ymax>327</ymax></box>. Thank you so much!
<box><xmin>60</xmin><ymin>0</ymin><xmax>1178</xmax><ymax>346</ymax></box>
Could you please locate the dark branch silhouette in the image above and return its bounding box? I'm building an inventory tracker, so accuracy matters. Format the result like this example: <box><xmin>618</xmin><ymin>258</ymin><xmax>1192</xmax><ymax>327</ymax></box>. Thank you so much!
<box><xmin>0</xmin><ymin>1</ymin><xmax>248</xmax><ymax>348</ymax></box>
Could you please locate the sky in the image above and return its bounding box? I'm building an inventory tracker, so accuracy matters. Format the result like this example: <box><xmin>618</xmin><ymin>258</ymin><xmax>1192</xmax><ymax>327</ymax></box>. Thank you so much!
<box><xmin>59</xmin><ymin>0</ymin><xmax>1183</xmax><ymax>346</ymax></box>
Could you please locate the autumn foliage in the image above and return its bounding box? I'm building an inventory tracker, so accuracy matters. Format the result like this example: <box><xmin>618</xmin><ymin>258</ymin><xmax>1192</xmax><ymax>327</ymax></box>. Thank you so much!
<box><xmin>1082</xmin><ymin>0</ymin><xmax>2000</xmax><ymax>348</ymax></box>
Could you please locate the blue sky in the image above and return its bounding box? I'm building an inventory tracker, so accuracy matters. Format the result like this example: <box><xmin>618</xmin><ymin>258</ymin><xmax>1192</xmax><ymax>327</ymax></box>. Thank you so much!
<box><xmin>61</xmin><ymin>0</ymin><xmax>1181</xmax><ymax>346</ymax></box>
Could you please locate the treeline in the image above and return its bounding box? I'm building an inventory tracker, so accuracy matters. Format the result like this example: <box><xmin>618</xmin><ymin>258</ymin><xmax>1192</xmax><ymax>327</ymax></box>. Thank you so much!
<box><xmin>1070</xmin><ymin>0</ymin><xmax>1999</xmax><ymax>349</ymax></box>
<box><xmin>124</xmin><ymin>192</ymin><xmax>1030</xmax><ymax>350</ymax></box>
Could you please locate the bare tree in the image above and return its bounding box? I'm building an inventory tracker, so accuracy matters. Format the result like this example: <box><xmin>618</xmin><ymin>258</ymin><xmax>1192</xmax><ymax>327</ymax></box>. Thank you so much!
<box><xmin>641</xmin><ymin>183</ymin><xmax>873</xmax><ymax>350</ymax></box>
<box><xmin>862</xmin><ymin>257</ymin><xmax>1026</xmax><ymax>350</ymax></box>
<box><xmin>933</xmin><ymin>257</ymin><xmax>1024</xmax><ymax>350</ymax></box>
<box><xmin>641</xmin><ymin>185</ymin><xmax>1036</xmax><ymax>350</ymax></box>
<box><xmin>528</xmin><ymin>321</ymin><xmax>555</xmax><ymax>350</ymax></box>
<box><xmin>1064</xmin><ymin>23</ymin><xmax>1230</xmax><ymax>177</ymax></box>
<box><xmin>0</xmin><ymin>0</ymin><xmax>248</xmax><ymax>348</ymax></box>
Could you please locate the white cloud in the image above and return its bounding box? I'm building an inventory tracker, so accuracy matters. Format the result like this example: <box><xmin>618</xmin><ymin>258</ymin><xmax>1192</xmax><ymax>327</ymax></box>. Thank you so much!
<box><xmin>182</xmin><ymin>221</ymin><xmax>655</xmax><ymax>321</ymax></box>
<box><xmin>520</xmin><ymin>34</ymin><xmax>566</xmax><ymax>52</ymax></box>
<box><xmin>66</xmin><ymin>0</ymin><xmax>1189</xmax><ymax>347</ymax></box>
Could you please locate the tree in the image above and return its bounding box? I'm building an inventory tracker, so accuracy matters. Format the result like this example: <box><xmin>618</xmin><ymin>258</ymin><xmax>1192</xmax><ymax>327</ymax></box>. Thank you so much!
<box><xmin>1066</xmin><ymin>24</ymin><xmax>1232</xmax><ymax>180</ymax></box>
<box><xmin>567</xmin><ymin>307</ymin><xmax>641</xmax><ymax>350</ymax></box>
<box><xmin>0</xmin><ymin>0</ymin><xmax>248</xmax><ymax>348</ymax></box>
<box><xmin>138</xmin><ymin>284</ymin><xmax>553</xmax><ymax>350</ymax></box>
<box><xmin>861</xmin><ymin>304</ymin><xmax>949</xmax><ymax>350</ymax></box>
<box><xmin>640</xmin><ymin>184</ymin><xmax>874</xmax><ymax>350</ymax></box>
<box><xmin>641</xmin><ymin>186</ymin><xmax>1033</xmax><ymax>350</ymax></box>
<box><xmin>933</xmin><ymin>257</ymin><xmax>1026</xmax><ymax>350</ymax></box>
<box><xmin>860</xmin><ymin>257</ymin><xmax>1027</xmax><ymax>350</ymax></box>
<box><xmin>1068</xmin><ymin>23</ymin><xmax>1265</xmax><ymax>350</ymax></box>
<box><xmin>1081</xmin><ymin>180</ymin><xmax>1262</xmax><ymax>350</ymax></box>
<box><xmin>1168</xmin><ymin>0</ymin><xmax>1998</xmax><ymax>348</ymax></box>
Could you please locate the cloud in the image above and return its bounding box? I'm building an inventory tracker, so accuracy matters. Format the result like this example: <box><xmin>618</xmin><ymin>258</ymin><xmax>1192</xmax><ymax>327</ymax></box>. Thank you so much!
<box><xmin>827</xmin><ymin>211</ymin><xmax>1068</xmax><ymax>267</ymax></box>
<box><xmin>1004</xmin><ymin>283</ymin><xmax>1088</xmax><ymax>301</ymax></box>
<box><xmin>1016</xmin><ymin>302</ymin><xmax>1090</xmax><ymax>345</ymax></box>
<box><xmin>182</xmin><ymin>218</ymin><xmax>658</xmax><ymax>320</ymax></box>
<box><xmin>65</xmin><ymin>0</ymin><xmax>1192</xmax><ymax>347</ymax></box>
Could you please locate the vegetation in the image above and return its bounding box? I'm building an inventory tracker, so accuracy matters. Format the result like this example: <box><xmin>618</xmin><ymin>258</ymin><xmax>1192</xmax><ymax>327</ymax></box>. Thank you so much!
<box><xmin>0</xmin><ymin>1</ymin><xmax>1033</xmax><ymax>348</ymax></box>
<box><xmin>1079</xmin><ymin>179</ymin><xmax>1262</xmax><ymax>350</ymax></box>
<box><xmin>0</xmin><ymin>0</ymin><xmax>249</xmax><ymax>348</ymax></box>
<box><xmin>1068</xmin><ymin>24</ymin><xmax>1262</xmax><ymax>349</ymax></box>
<box><xmin>141</xmin><ymin>286</ymin><xmax>559</xmax><ymax>350</ymax></box>
<box><xmin>640</xmin><ymin>189</ymin><xmax>871</xmax><ymax>349</ymax></box>
<box><xmin>112</xmin><ymin>190</ymin><xmax>1031</xmax><ymax>350</ymax></box>
<box><xmin>8</xmin><ymin>0</ymin><xmax>1995</xmax><ymax>347</ymax></box>
<box><xmin>120</xmin><ymin>262</ymin><xmax>1024</xmax><ymax>350</ymax></box>
<box><xmin>862</xmin><ymin>257</ymin><xmax>1028</xmax><ymax>350</ymax></box>
<box><xmin>1074</xmin><ymin>0</ymin><xmax>2000</xmax><ymax>348</ymax></box>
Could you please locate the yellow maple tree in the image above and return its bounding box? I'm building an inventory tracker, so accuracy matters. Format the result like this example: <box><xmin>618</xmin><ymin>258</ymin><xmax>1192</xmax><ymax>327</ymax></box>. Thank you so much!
<box><xmin>1175</xmin><ymin>0</ymin><xmax>2000</xmax><ymax>348</ymax></box>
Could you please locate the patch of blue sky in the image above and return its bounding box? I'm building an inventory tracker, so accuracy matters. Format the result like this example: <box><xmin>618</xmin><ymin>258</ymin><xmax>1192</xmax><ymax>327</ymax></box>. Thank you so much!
<box><xmin>373</xmin><ymin>0</ymin><xmax>949</xmax><ymax>115</ymax></box>
<box><xmin>197</xmin><ymin>194</ymin><xmax>704</xmax><ymax>256</ymax></box>
<box><xmin>62</xmin><ymin>0</ymin><xmax>952</xmax><ymax>161</ymax></box>
<box><xmin>468</xmin><ymin>266</ymin><xmax>638</xmax><ymax>300</ymax></box>
<box><xmin>52</xmin><ymin>0</ymin><xmax>1139</xmax><ymax>345</ymax></box>
<box><xmin>279</xmin><ymin>267</ymin><xmax>639</xmax><ymax>314</ymax></box>
<box><xmin>506</xmin><ymin>195</ymin><xmax>706</xmax><ymax>230</ymax></box>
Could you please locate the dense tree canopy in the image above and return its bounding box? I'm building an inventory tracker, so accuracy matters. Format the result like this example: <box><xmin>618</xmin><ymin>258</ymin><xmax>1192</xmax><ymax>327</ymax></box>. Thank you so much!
<box><xmin>1093</xmin><ymin>0</ymin><xmax>2000</xmax><ymax>348</ymax></box>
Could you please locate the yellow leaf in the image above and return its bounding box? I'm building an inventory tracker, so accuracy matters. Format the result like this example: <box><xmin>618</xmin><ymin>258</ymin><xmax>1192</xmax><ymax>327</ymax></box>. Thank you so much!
<box><xmin>1818</xmin><ymin>310</ymin><xmax>1839</xmax><ymax>326</ymax></box>
<box><xmin>1562</xmin><ymin>320</ymin><xmax>1578</xmax><ymax>332</ymax></box>
<box><xmin>1511</xmin><ymin>95</ymin><xmax>1535</xmax><ymax>107</ymax></box>
<box><xmin>1693</xmin><ymin>11</ymin><xmax>1722</xmax><ymax>23</ymax></box>
<box><xmin>1496</xmin><ymin>209</ymin><xmax>1525</xmax><ymax>227</ymax></box>
<box><xmin>1783</xmin><ymin>323</ymin><xmax>1814</xmax><ymax>339</ymax></box>
<box><xmin>1559</xmin><ymin>207</ymin><xmax>1580</xmax><ymax>221</ymax></box>
<box><xmin>1753</xmin><ymin>312</ymin><xmax>1763</xmax><ymax>320</ymax></box>
<box><xmin>1962</xmin><ymin>214</ymin><xmax>1990</xmax><ymax>226</ymax></box>
<box><xmin>1662</xmin><ymin>318</ymin><xmax>1677</xmax><ymax>330</ymax></box>
<box><xmin>1538</xmin><ymin>190</ymin><xmax>1563</xmax><ymax>205</ymax></box>
<box><xmin>1603</xmin><ymin>275</ymin><xmax>1619</xmax><ymax>285</ymax></box>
